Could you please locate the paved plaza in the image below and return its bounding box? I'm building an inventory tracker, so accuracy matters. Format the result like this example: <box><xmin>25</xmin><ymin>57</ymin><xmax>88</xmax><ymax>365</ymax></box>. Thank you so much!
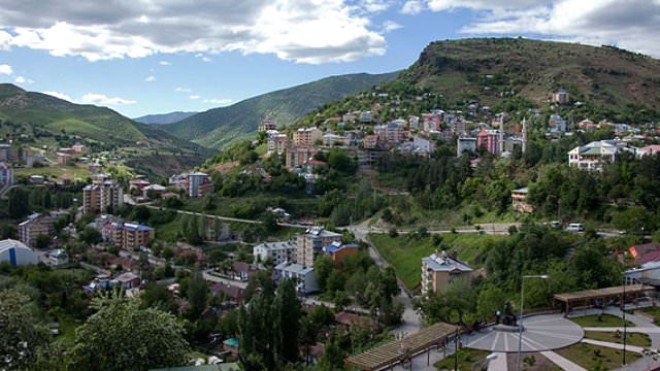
<box><xmin>466</xmin><ymin>314</ymin><xmax>584</xmax><ymax>352</ymax></box>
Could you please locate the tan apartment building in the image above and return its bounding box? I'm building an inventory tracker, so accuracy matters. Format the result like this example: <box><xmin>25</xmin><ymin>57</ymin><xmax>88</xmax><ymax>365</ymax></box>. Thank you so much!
<box><xmin>18</xmin><ymin>213</ymin><xmax>54</xmax><ymax>247</ymax></box>
<box><xmin>296</xmin><ymin>226</ymin><xmax>343</xmax><ymax>267</ymax></box>
<box><xmin>293</xmin><ymin>127</ymin><xmax>323</xmax><ymax>147</ymax></box>
<box><xmin>108</xmin><ymin>222</ymin><xmax>155</xmax><ymax>250</ymax></box>
<box><xmin>285</xmin><ymin>146</ymin><xmax>318</xmax><ymax>169</ymax></box>
<box><xmin>83</xmin><ymin>178</ymin><xmax>124</xmax><ymax>214</ymax></box>
<box><xmin>421</xmin><ymin>251</ymin><xmax>473</xmax><ymax>294</ymax></box>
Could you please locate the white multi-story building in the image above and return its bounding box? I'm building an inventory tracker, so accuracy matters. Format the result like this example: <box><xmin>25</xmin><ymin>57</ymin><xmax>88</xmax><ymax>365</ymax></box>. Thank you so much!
<box><xmin>253</xmin><ymin>240</ymin><xmax>297</xmax><ymax>266</ymax></box>
<box><xmin>268</xmin><ymin>133</ymin><xmax>289</xmax><ymax>155</ymax></box>
<box><xmin>568</xmin><ymin>140</ymin><xmax>636</xmax><ymax>172</ymax></box>
<box><xmin>0</xmin><ymin>162</ymin><xmax>13</xmax><ymax>186</ymax></box>
<box><xmin>274</xmin><ymin>262</ymin><xmax>319</xmax><ymax>295</ymax></box>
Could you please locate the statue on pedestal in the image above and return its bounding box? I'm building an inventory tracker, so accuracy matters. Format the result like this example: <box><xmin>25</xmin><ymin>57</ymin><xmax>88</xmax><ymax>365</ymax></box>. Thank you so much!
<box><xmin>501</xmin><ymin>301</ymin><xmax>517</xmax><ymax>327</ymax></box>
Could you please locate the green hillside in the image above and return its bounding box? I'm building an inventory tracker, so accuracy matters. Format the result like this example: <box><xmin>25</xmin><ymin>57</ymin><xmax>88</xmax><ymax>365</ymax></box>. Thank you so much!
<box><xmin>163</xmin><ymin>72</ymin><xmax>399</xmax><ymax>149</ymax></box>
<box><xmin>0</xmin><ymin>84</ymin><xmax>210</xmax><ymax>177</ymax></box>
<box><xmin>397</xmin><ymin>37</ymin><xmax>660</xmax><ymax>114</ymax></box>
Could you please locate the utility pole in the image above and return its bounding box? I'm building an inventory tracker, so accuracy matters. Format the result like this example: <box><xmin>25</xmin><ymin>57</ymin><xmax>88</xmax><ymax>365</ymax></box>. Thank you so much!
<box><xmin>623</xmin><ymin>274</ymin><xmax>627</xmax><ymax>366</ymax></box>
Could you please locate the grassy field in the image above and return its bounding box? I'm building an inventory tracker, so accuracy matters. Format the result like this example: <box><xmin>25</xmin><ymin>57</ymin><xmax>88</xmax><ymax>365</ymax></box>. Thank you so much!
<box><xmin>369</xmin><ymin>233</ymin><xmax>508</xmax><ymax>290</ymax></box>
<box><xmin>434</xmin><ymin>348</ymin><xmax>490</xmax><ymax>371</ymax></box>
<box><xmin>584</xmin><ymin>331</ymin><xmax>651</xmax><ymax>347</ymax></box>
<box><xmin>555</xmin><ymin>342</ymin><xmax>640</xmax><ymax>370</ymax></box>
<box><xmin>637</xmin><ymin>307</ymin><xmax>660</xmax><ymax>324</ymax></box>
<box><xmin>15</xmin><ymin>164</ymin><xmax>92</xmax><ymax>180</ymax></box>
<box><xmin>570</xmin><ymin>314</ymin><xmax>635</xmax><ymax>328</ymax></box>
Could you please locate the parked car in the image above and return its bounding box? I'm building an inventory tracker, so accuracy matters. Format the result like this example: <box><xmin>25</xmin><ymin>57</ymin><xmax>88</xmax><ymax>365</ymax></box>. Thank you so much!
<box><xmin>566</xmin><ymin>223</ymin><xmax>584</xmax><ymax>232</ymax></box>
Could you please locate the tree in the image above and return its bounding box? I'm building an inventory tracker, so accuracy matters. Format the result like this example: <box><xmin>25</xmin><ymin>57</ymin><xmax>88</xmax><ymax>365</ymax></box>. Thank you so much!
<box><xmin>35</xmin><ymin>234</ymin><xmax>51</xmax><ymax>249</ymax></box>
<box><xmin>78</xmin><ymin>227</ymin><xmax>102</xmax><ymax>245</ymax></box>
<box><xmin>273</xmin><ymin>279</ymin><xmax>302</xmax><ymax>364</ymax></box>
<box><xmin>476</xmin><ymin>284</ymin><xmax>506</xmax><ymax>321</ymax></box>
<box><xmin>0</xmin><ymin>290</ymin><xmax>49</xmax><ymax>370</ymax></box>
<box><xmin>186</xmin><ymin>270</ymin><xmax>209</xmax><ymax>319</ymax></box>
<box><xmin>8</xmin><ymin>187</ymin><xmax>30</xmax><ymax>219</ymax></box>
<box><xmin>317</xmin><ymin>335</ymin><xmax>346</xmax><ymax>371</ymax></box>
<box><xmin>140</xmin><ymin>282</ymin><xmax>177</xmax><ymax>314</ymax></box>
<box><xmin>68</xmin><ymin>294</ymin><xmax>189</xmax><ymax>371</ymax></box>
<box><xmin>314</xmin><ymin>255</ymin><xmax>334</xmax><ymax>292</ymax></box>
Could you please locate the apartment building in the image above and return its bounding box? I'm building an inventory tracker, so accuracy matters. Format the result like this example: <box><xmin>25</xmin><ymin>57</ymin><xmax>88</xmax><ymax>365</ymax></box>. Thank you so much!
<box><xmin>108</xmin><ymin>222</ymin><xmax>155</xmax><ymax>250</ymax></box>
<box><xmin>18</xmin><ymin>213</ymin><xmax>54</xmax><ymax>247</ymax></box>
<box><xmin>296</xmin><ymin>226</ymin><xmax>343</xmax><ymax>267</ymax></box>
<box><xmin>0</xmin><ymin>162</ymin><xmax>13</xmax><ymax>186</ymax></box>
<box><xmin>83</xmin><ymin>177</ymin><xmax>124</xmax><ymax>214</ymax></box>
<box><xmin>268</xmin><ymin>133</ymin><xmax>289</xmax><ymax>155</ymax></box>
<box><xmin>421</xmin><ymin>251</ymin><xmax>473</xmax><ymax>294</ymax></box>
<box><xmin>293</xmin><ymin>127</ymin><xmax>323</xmax><ymax>147</ymax></box>
<box><xmin>253</xmin><ymin>240</ymin><xmax>297</xmax><ymax>266</ymax></box>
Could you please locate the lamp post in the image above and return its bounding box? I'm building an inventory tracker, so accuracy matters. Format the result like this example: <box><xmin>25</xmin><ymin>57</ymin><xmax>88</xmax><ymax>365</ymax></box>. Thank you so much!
<box><xmin>517</xmin><ymin>274</ymin><xmax>549</xmax><ymax>371</ymax></box>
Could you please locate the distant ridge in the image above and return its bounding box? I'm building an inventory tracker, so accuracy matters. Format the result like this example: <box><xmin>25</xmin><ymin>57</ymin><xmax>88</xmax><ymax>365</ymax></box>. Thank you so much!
<box><xmin>162</xmin><ymin>72</ymin><xmax>400</xmax><ymax>149</ymax></box>
<box><xmin>134</xmin><ymin>111</ymin><xmax>197</xmax><ymax>125</ymax></box>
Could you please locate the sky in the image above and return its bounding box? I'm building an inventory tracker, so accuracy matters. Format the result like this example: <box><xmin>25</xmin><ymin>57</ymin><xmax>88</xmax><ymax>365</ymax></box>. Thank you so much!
<box><xmin>0</xmin><ymin>0</ymin><xmax>658</xmax><ymax>118</ymax></box>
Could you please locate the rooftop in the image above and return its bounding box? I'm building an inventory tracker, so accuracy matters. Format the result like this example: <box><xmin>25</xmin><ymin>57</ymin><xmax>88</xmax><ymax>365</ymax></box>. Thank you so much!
<box><xmin>422</xmin><ymin>251</ymin><xmax>472</xmax><ymax>273</ymax></box>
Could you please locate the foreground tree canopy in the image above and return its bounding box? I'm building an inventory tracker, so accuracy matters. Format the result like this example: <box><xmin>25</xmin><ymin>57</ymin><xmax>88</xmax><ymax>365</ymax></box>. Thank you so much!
<box><xmin>67</xmin><ymin>293</ymin><xmax>190</xmax><ymax>371</ymax></box>
<box><xmin>0</xmin><ymin>290</ymin><xmax>49</xmax><ymax>370</ymax></box>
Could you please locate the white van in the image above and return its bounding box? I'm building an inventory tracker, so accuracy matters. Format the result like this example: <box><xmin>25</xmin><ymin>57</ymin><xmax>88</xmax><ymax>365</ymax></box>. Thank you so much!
<box><xmin>566</xmin><ymin>223</ymin><xmax>584</xmax><ymax>232</ymax></box>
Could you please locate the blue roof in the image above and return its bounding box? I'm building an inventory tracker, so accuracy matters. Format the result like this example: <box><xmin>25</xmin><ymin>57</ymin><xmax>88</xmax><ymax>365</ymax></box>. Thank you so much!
<box><xmin>123</xmin><ymin>223</ymin><xmax>154</xmax><ymax>232</ymax></box>
<box><xmin>323</xmin><ymin>241</ymin><xmax>358</xmax><ymax>254</ymax></box>
<box><xmin>223</xmin><ymin>338</ymin><xmax>239</xmax><ymax>348</ymax></box>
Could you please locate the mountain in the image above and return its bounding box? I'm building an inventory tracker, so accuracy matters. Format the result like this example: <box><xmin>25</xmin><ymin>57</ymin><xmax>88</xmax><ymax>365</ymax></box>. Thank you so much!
<box><xmin>394</xmin><ymin>38</ymin><xmax>660</xmax><ymax>114</ymax></box>
<box><xmin>0</xmin><ymin>84</ymin><xmax>210</xmax><ymax>177</ymax></box>
<box><xmin>162</xmin><ymin>72</ymin><xmax>400</xmax><ymax>149</ymax></box>
<box><xmin>134</xmin><ymin>111</ymin><xmax>197</xmax><ymax>125</ymax></box>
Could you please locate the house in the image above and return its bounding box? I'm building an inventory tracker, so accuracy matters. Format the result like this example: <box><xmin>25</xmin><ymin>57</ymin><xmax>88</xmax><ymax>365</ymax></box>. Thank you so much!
<box><xmin>362</xmin><ymin>135</ymin><xmax>379</xmax><ymax>150</ymax></box>
<box><xmin>18</xmin><ymin>213</ymin><xmax>54</xmax><ymax>247</ymax></box>
<box><xmin>231</xmin><ymin>262</ymin><xmax>258</xmax><ymax>281</ymax></box>
<box><xmin>0</xmin><ymin>239</ymin><xmax>38</xmax><ymax>267</ymax></box>
<box><xmin>142</xmin><ymin>184</ymin><xmax>167</xmax><ymax>198</ymax></box>
<box><xmin>253</xmin><ymin>240</ymin><xmax>297</xmax><ymax>266</ymax></box>
<box><xmin>274</xmin><ymin>262</ymin><xmax>319</xmax><ymax>295</ymax></box>
<box><xmin>511</xmin><ymin>187</ymin><xmax>534</xmax><ymax>213</ymax></box>
<box><xmin>48</xmin><ymin>249</ymin><xmax>69</xmax><ymax>267</ymax></box>
<box><xmin>71</xmin><ymin>144</ymin><xmax>87</xmax><ymax>153</ymax></box>
<box><xmin>296</xmin><ymin>227</ymin><xmax>343</xmax><ymax>267</ymax></box>
<box><xmin>0</xmin><ymin>144</ymin><xmax>11</xmax><ymax>161</ymax></box>
<box><xmin>629</xmin><ymin>243</ymin><xmax>660</xmax><ymax>265</ymax></box>
<box><xmin>421</xmin><ymin>251</ymin><xmax>473</xmax><ymax>294</ymax></box>
<box><xmin>210</xmin><ymin>282</ymin><xmax>245</xmax><ymax>304</ymax></box>
<box><xmin>477</xmin><ymin>129</ymin><xmax>502</xmax><ymax>155</ymax></box>
<box><xmin>637</xmin><ymin>145</ymin><xmax>660</xmax><ymax>159</ymax></box>
<box><xmin>258</xmin><ymin>119</ymin><xmax>277</xmax><ymax>132</ymax></box>
<box><xmin>568</xmin><ymin>140</ymin><xmax>636</xmax><ymax>172</ymax></box>
<box><xmin>457</xmin><ymin>137</ymin><xmax>477</xmax><ymax>157</ymax></box>
<box><xmin>322</xmin><ymin>241</ymin><xmax>359</xmax><ymax>265</ymax></box>
<box><xmin>223</xmin><ymin>338</ymin><xmax>240</xmax><ymax>359</ymax></box>
<box><xmin>552</xmin><ymin>89</ymin><xmax>570</xmax><ymax>104</ymax></box>
<box><xmin>548</xmin><ymin>114</ymin><xmax>567</xmax><ymax>133</ymax></box>
<box><xmin>57</xmin><ymin>152</ymin><xmax>71</xmax><ymax>166</ymax></box>
<box><xmin>112</xmin><ymin>271</ymin><xmax>141</xmax><ymax>289</ymax></box>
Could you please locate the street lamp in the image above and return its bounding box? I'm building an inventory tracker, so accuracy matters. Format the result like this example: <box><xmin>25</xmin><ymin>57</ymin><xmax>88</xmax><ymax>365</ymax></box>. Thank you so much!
<box><xmin>517</xmin><ymin>274</ymin><xmax>549</xmax><ymax>371</ymax></box>
<box><xmin>622</xmin><ymin>273</ymin><xmax>628</xmax><ymax>366</ymax></box>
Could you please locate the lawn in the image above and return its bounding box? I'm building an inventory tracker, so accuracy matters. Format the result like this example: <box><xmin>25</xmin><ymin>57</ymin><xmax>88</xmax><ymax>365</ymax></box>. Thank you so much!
<box><xmin>53</xmin><ymin>315</ymin><xmax>85</xmax><ymax>346</ymax></box>
<box><xmin>369</xmin><ymin>233</ymin><xmax>508</xmax><ymax>290</ymax></box>
<box><xmin>555</xmin><ymin>342</ymin><xmax>640</xmax><ymax>370</ymax></box>
<box><xmin>570</xmin><ymin>314</ymin><xmax>635</xmax><ymax>328</ymax></box>
<box><xmin>638</xmin><ymin>307</ymin><xmax>660</xmax><ymax>324</ymax></box>
<box><xmin>15</xmin><ymin>163</ymin><xmax>92</xmax><ymax>180</ymax></box>
<box><xmin>584</xmin><ymin>331</ymin><xmax>651</xmax><ymax>347</ymax></box>
<box><xmin>434</xmin><ymin>348</ymin><xmax>490</xmax><ymax>371</ymax></box>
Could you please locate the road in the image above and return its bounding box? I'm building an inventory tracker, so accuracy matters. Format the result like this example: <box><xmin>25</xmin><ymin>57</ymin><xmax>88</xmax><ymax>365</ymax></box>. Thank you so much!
<box><xmin>202</xmin><ymin>269</ymin><xmax>248</xmax><ymax>289</ymax></box>
<box><xmin>144</xmin><ymin>205</ymin><xmax>309</xmax><ymax>229</ymax></box>
<box><xmin>347</xmin><ymin>220</ymin><xmax>423</xmax><ymax>336</ymax></box>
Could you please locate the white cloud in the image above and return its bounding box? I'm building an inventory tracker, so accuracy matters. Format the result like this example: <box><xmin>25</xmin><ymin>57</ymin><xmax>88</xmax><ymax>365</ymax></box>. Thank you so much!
<box><xmin>423</xmin><ymin>0</ymin><xmax>660</xmax><ymax>58</ymax></box>
<box><xmin>175</xmin><ymin>87</ymin><xmax>191</xmax><ymax>93</ymax></box>
<box><xmin>382</xmin><ymin>20</ymin><xmax>402</xmax><ymax>33</ymax></box>
<box><xmin>158</xmin><ymin>61</ymin><xmax>171</xmax><ymax>66</ymax></box>
<box><xmin>401</xmin><ymin>0</ymin><xmax>425</xmax><ymax>15</ymax></box>
<box><xmin>203</xmin><ymin>98</ymin><xmax>234</xmax><ymax>105</ymax></box>
<box><xmin>44</xmin><ymin>91</ymin><xmax>73</xmax><ymax>102</ymax></box>
<box><xmin>0</xmin><ymin>0</ymin><xmax>387</xmax><ymax>64</ymax></box>
<box><xmin>14</xmin><ymin>75</ymin><xmax>35</xmax><ymax>84</ymax></box>
<box><xmin>189</xmin><ymin>95</ymin><xmax>200</xmax><ymax>100</ymax></box>
<box><xmin>145</xmin><ymin>75</ymin><xmax>156</xmax><ymax>82</ymax></box>
<box><xmin>0</xmin><ymin>64</ymin><xmax>12</xmax><ymax>75</ymax></box>
<box><xmin>80</xmin><ymin>93</ymin><xmax>136</xmax><ymax>105</ymax></box>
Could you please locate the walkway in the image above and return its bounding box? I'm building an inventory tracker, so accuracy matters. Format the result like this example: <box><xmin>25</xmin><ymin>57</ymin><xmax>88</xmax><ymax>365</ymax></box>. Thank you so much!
<box><xmin>582</xmin><ymin>338</ymin><xmax>645</xmax><ymax>353</ymax></box>
<box><xmin>466</xmin><ymin>315</ymin><xmax>583</xmax><ymax>352</ymax></box>
<box><xmin>541</xmin><ymin>351</ymin><xmax>587</xmax><ymax>371</ymax></box>
<box><xmin>487</xmin><ymin>352</ymin><xmax>507</xmax><ymax>371</ymax></box>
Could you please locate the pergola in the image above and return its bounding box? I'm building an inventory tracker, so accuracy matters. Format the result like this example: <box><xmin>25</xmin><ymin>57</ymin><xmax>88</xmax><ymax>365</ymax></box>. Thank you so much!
<box><xmin>554</xmin><ymin>284</ymin><xmax>654</xmax><ymax>311</ymax></box>
<box><xmin>345</xmin><ymin>322</ymin><xmax>458</xmax><ymax>371</ymax></box>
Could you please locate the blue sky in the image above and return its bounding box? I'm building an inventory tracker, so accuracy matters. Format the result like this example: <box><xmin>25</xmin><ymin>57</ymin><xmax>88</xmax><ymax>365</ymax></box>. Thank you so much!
<box><xmin>0</xmin><ymin>0</ymin><xmax>658</xmax><ymax>118</ymax></box>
